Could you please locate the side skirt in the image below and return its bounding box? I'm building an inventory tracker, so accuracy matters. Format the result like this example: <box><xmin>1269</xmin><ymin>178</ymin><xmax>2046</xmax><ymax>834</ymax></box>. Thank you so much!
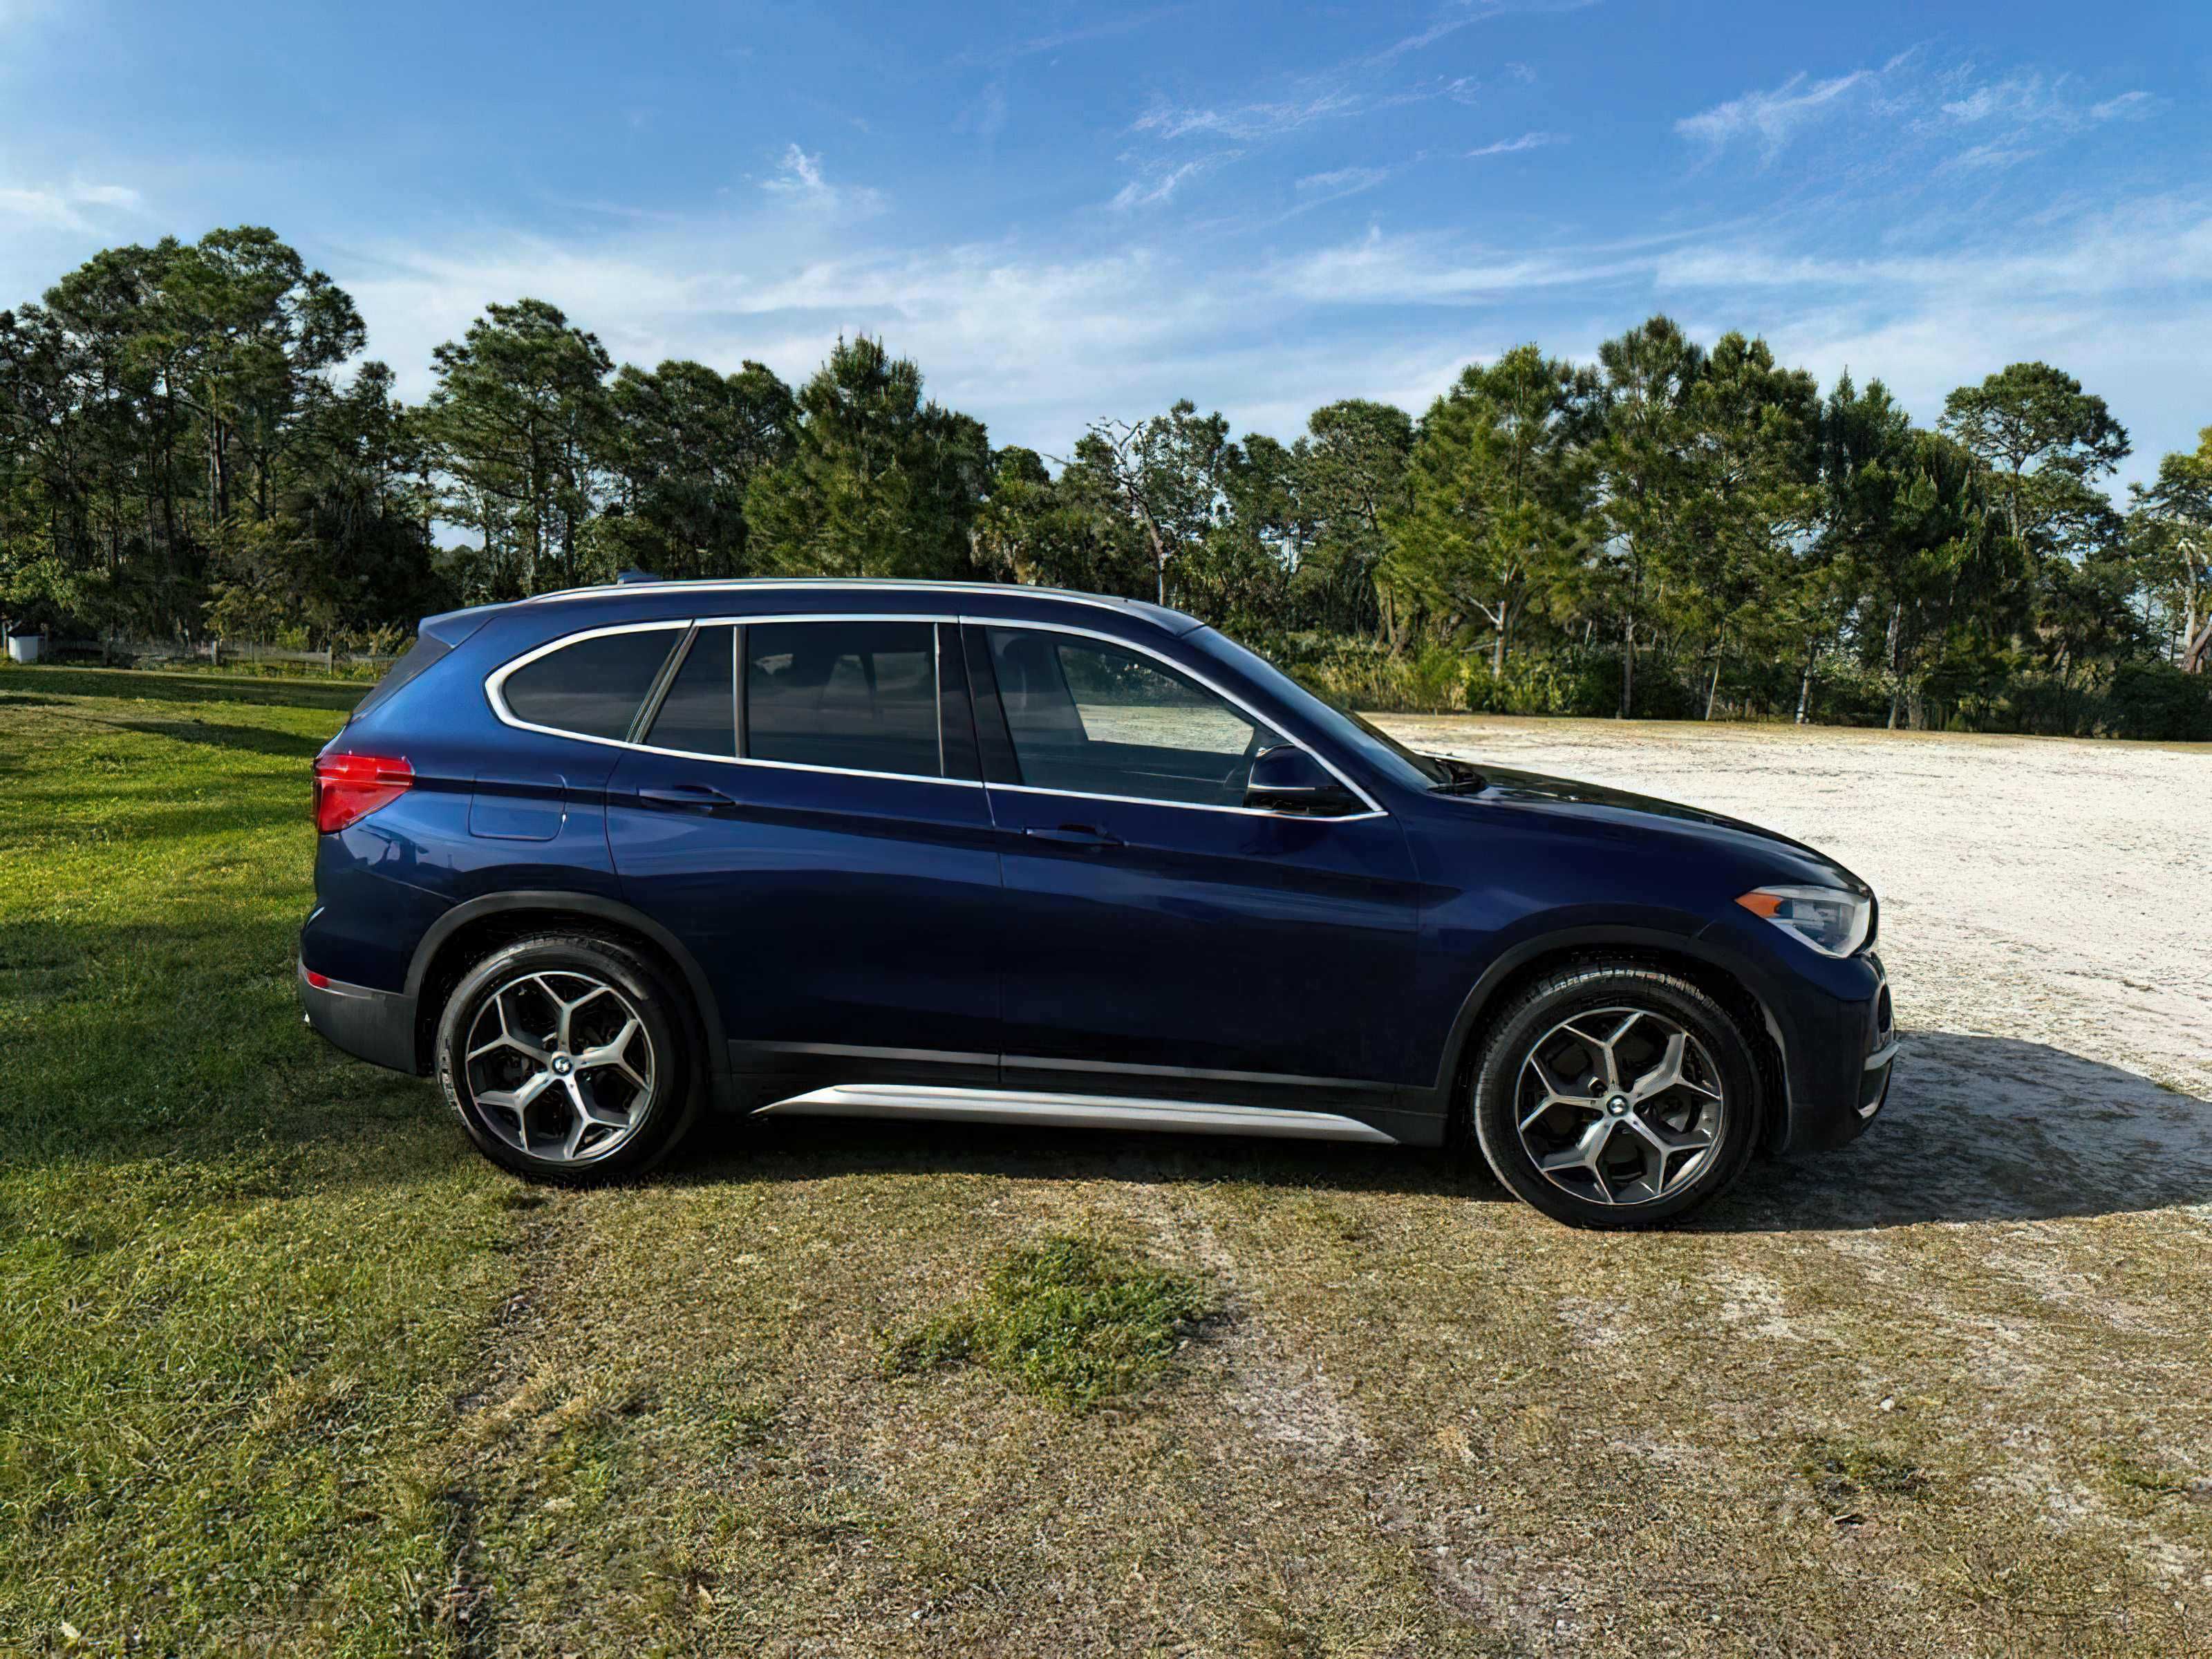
<box><xmin>751</xmin><ymin>1084</ymin><xmax>1399</xmax><ymax>1145</ymax></box>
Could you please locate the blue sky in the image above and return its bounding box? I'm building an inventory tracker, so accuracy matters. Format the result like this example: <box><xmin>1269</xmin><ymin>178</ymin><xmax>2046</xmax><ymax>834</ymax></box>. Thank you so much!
<box><xmin>3</xmin><ymin>0</ymin><xmax>2207</xmax><ymax>489</ymax></box>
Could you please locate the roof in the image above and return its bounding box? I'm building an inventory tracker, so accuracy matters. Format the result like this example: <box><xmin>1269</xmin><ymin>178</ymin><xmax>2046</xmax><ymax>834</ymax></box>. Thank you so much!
<box><xmin>504</xmin><ymin>577</ymin><xmax>1206</xmax><ymax>634</ymax></box>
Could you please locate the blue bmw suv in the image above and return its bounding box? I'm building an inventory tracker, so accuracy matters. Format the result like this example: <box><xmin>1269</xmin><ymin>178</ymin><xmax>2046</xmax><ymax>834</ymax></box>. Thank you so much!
<box><xmin>300</xmin><ymin>578</ymin><xmax>1894</xmax><ymax>1228</ymax></box>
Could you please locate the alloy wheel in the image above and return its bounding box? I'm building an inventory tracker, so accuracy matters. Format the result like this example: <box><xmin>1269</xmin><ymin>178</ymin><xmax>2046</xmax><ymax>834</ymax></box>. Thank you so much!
<box><xmin>1513</xmin><ymin>1006</ymin><xmax>1726</xmax><ymax>1207</ymax></box>
<box><xmin>462</xmin><ymin>971</ymin><xmax>657</xmax><ymax>1164</ymax></box>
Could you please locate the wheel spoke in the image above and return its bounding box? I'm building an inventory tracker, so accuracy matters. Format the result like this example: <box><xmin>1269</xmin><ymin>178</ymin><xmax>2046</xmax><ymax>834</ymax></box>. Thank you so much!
<box><xmin>1513</xmin><ymin>1004</ymin><xmax>1727</xmax><ymax>1210</ymax></box>
<box><xmin>462</xmin><ymin>970</ymin><xmax>656</xmax><ymax>1166</ymax></box>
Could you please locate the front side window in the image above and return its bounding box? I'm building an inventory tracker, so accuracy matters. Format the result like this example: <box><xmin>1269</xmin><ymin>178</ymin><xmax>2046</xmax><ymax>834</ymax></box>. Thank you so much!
<box><xmin>987</xmin><ymin>628</ymin><xmax>1283</xmax><ymax>807</ymax></box>
<box><xmin>500</xmin><ymin>627</ymin><xmax>682</xmax><ymax>741</ymax></box>
<box><xmin>746</xmin><ymin>620</ymin><xmax>941</xmax><ymax>778</ymax></box>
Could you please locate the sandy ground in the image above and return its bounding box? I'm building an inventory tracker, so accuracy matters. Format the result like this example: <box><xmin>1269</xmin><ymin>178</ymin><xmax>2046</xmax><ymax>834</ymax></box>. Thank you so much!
<box><xmin>1385</xmin><ymin>714</ymin><xmax>2212</xmax><ymax>1102</ymax></box>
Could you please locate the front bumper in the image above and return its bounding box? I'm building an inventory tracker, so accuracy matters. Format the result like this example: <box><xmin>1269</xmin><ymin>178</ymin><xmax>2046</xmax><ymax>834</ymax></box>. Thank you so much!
<box><xmin>298</xmin><ymin>960</ymin><xmax>420</xmax><ymax>1074</ymax></box>
<box><xmin>1770</xmin><ymin>952</ymin><xmax>1895</xmax><ymax>1154</ymax></box>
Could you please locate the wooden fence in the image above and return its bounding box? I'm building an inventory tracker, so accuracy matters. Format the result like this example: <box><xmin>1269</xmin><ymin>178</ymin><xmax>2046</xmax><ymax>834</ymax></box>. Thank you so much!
<box><xmin>38</xmin><ymin>636</ymin><xmax>401</xmax><ymax>673</ymax></box>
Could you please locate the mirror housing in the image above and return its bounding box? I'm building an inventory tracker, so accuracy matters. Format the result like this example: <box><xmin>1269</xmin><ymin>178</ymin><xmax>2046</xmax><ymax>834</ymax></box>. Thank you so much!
<box><xmin>1245</xmin><ymin>744</ymin><xmax>1362</xmax><ymax>816</ymax></box>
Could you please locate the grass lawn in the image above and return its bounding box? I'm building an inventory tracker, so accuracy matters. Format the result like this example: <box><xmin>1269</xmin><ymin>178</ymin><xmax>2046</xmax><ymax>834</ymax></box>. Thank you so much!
<box><xmin>2</xmin><ymin>664</ymin><xmax>2208</xmax><ymax>1657</ymax></box>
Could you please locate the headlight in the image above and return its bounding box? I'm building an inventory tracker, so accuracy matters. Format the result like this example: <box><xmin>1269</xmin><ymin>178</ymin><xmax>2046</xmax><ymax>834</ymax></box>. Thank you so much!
<box><xmin>1736</xmin><ymin>885</ymin><xmax>1872</xmax><ymax>957</ymax></box>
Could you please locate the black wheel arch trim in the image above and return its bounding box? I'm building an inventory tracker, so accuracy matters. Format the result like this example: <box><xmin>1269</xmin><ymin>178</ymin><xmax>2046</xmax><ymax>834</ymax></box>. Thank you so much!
<box><xmin>404</xmin><ymin>890</ymin><xmax>730</xmax><ymax>1080</ymax></box>
<box><xmin>1418</xmin><ymin>921</ymin><xmax>1801</xmax><ymax>1135</ymax></box>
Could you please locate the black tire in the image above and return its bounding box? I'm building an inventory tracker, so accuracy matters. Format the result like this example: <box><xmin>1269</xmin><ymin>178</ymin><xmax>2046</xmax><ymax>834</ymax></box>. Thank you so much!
<box><xmin>1469</xmin><ymin>964</ymin><xmax>1760</xmax><ymax>1230</ymax></box>
<box><xmin>435</xmin><ymin>932</ymin><xmax>702</xmax><ymax>1185</ymax></box>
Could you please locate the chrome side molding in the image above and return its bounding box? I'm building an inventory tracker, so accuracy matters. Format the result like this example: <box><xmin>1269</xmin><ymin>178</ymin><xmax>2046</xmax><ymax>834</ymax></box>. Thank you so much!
<box><xmin>752</xmin><ymin>1084</ymin><xmax>1399</xmax><ymax>1144</ymax></box>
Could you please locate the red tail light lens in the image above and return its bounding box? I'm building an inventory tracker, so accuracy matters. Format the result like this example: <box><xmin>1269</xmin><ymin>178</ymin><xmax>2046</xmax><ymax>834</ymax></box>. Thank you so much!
<box><xmin>314</xmin><ymin>753</ymin><xmax>414</xmax><ymax>833</ymax></box>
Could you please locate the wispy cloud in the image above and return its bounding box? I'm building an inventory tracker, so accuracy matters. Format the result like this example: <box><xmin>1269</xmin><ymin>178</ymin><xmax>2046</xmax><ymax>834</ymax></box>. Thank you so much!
<box><xmin>1110</xmin><ymin>158</ymin><xmax>1226</xmax><ymax>211</ymax></box>
<box><xmin>1132</xmin><ymin>91</ymin><xmax>1360</xmax><ymax>144</ymax></box>
<box><xmin>1675</xmin><ymin>71</ymin><xmax>1872</xmax><ymax>155</ymax></box>
<box><xmin>1467</xmin><ymin>130</ymin><xmax>1565</xmax><ymax>158</ymax></box>
<box><xmin>0</xmin><ymin>178</ymin><xmax>141</xmax><ymax>231</ymax></box>
<box><xmin>950</xmin><ymin>8</ymin><xmax>1182</xmax><ymax>70</ymax></box>
<box><xmin>758</xmin><ymin>144</ymin><xmax>883</xmax><ymax>215</ymax></box>
<box><xmin>1296</xmin><ymin>167</ymin><xmax>1391</xmax><ymax>196</ymax></box>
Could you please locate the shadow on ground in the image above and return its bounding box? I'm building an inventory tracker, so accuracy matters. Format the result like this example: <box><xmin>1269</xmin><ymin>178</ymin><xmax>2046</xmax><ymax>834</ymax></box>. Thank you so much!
<box><xmin>2</xmin><ymin>665</ymin><xmax>367</xmax><ymax>713</ymax></box>
<box><xmin>662</xmin><ymin>1029</ymin><xmax>2212</xmax><ymax>1231</ymax></box>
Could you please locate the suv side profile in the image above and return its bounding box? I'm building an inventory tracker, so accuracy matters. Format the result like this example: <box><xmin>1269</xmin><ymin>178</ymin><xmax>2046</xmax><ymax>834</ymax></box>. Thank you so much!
<box><xmin>301</xmin><ymin>579</ymin><xmax>1895</xmax><ymax>1229</ymax></box>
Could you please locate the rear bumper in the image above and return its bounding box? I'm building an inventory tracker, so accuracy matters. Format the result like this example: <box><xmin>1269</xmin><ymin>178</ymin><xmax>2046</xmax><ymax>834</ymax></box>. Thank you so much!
<box><xmin>298</xmin><ymin>960</ymin><xmax>420</xmax><ymax>1074</ymax></box>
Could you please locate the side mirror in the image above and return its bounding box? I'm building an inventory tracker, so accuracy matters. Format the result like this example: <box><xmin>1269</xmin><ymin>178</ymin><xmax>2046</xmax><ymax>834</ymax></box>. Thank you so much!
<box><xmin>1246</xmin><ymin>744</ymin><xmax>1362</xmax><ymax>816</ymax></box>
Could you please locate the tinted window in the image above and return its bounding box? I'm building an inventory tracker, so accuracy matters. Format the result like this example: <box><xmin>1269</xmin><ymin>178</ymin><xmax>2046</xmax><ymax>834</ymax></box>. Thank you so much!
<box><xmin>350</xmin><ymin>632</ymin><xmax>451</xmax><ymax>723</ymax></box>
<box><xmin>746</xmin><ymin>621</ymin><xmax>940</xmax><ymax>778</ymax></box>
<box><xmin>645</xmin><ymin>626</ymin><xmax>735</xmax><ymax>756</ymax></box>
<box><xmin>987</xmin><ymin>628</ymin><xmax>1282</xmax><ymax>807</ymax></box>
<box><xmin>502</xmin><ymin>628</ymin><xmax>681</xmax><ymax>741</ymax></box>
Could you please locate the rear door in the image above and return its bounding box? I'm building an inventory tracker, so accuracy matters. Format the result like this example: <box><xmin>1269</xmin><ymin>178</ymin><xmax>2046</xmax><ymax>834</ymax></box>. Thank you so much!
<box><xmin>970</xmin><ymin>621</ymin><xmax>1421</xmax><ymax>1114</ymax></box>
<box><xmin>605</xmin><ymin>615</ymin><xmax>1002</xmax><ymax>1099</ymax></box>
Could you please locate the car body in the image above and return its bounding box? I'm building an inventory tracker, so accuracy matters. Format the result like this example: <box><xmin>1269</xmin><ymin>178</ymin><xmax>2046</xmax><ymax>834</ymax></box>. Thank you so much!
<box><xmin>299</xmin><ymin>578</ymin><xmax>1895</xmax><ymax>1226</ymax></box>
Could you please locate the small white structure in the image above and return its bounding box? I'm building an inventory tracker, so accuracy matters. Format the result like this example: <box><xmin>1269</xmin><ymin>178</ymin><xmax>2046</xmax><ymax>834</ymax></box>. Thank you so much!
<box><xmin>6</xmin><ymin>629</ymin><xmax>44</xmax><ymax>665</ymax></box>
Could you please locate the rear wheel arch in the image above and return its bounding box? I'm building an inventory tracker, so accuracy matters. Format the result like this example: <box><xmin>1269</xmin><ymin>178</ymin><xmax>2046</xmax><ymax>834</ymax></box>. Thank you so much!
<box><xmin>1437</xmin><ymin>930</ymin><xmax>1789</xmax><ymax>1152</ymax></box>
<box><xmin>406</xmin><ymin>892</ymin><xmax>724</xmax><ymax>1080</ymax></box>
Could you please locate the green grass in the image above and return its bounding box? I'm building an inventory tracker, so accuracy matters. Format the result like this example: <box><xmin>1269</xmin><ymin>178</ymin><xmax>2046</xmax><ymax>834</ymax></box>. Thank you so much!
<box><xmin>0</xmin><ymin>664</ymin><xmax>520</xmax><ymax>1654</ymax></box>
<box><xmin>881</xmin><ymin>1235</ymin><xmax>1214</xmax><ymax>1412</ymax></box>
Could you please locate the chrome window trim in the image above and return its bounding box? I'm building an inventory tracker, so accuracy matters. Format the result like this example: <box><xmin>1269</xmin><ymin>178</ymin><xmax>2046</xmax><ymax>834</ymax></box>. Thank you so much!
<box><xmin>485</xmin><ymin>615</ymin><xmax>982</xmax><ymax>789</ymax></box>
<box><xmin>482</xmin><ymin>610</ymin><xmax>1387</xmax><ymax>818</ymax></box>
<box><xmin>964</xmin><ymin>615</ymin><xmax>1387</xmax><ymax>820</ymax></box>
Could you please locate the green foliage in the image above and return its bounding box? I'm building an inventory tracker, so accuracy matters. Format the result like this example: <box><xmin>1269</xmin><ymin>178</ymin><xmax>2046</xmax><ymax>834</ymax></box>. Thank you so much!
<box><xmin>744</xmin><ymin>335</ymin><xmax>988</xmax><ymax>579</ymax></box>
<box><xmin>3</xmin><ymin>232</ymin><xmax>2207</xmax><ymax>738</ymax></box>
<box><xmin>881</xmin><ymin>1235</ymin><xmax>1212</xmax><ymax>1414</ymax></box>
<box><xmin>1385</xmin><ymin>345</ymin><xmax>1597</xmax><ymax>678</ymax></box>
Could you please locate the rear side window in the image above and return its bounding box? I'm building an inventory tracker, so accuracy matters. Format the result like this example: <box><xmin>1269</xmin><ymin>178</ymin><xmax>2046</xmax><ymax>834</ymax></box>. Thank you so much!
<box><xmin>645</xmin><ymin>626</ymin><xmax>736</xmax><ymax>757</ymax></box>
<box><xmin>746</xmin><ymin>621</ymin><xmax>940</xmax><ymax>778</ymax></box>
<box><xmin>350</xmin><ymin>632</ymin><xmax>452</xmax><ymax>723</ymax></box>
<box><xmin>501</xmin><ymin>628</ymin><xmax>682</xmax><ymax>742</ymax></box>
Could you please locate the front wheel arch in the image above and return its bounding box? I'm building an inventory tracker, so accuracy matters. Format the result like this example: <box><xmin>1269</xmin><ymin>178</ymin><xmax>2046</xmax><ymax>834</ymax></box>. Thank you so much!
<box><xmin>1436</xmin><ymin>935</ymin><xmax>1788</xmax><ymax>1155</ymax></box>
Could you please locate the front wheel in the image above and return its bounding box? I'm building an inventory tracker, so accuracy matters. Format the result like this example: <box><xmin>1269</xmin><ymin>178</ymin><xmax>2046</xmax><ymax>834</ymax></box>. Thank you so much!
<box><xmin>1470</xmin><ymin>964</ymin><xmax>1760</xmax><ymax>1229</ymax></box>
<box><xmin>435</xmin><ymin>933</ymin><xmax>700</xmax><ymax>1184</ymax></box>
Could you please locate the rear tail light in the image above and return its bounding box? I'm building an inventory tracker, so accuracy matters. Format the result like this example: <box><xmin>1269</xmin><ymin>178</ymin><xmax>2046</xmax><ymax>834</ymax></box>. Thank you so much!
<box><xmin>314</xmin><ymin>752</ymin><xmax>414</xmax><ymax>833</ymax></box>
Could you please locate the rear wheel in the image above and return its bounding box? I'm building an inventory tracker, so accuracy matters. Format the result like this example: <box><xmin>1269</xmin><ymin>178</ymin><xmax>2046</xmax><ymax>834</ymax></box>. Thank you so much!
<box><xmin>435</xmin><ymin>933</ymin><xmax>700</xmax><ymax>1183</ymax></box>
<box><xmin>1470</xmin><ymin>964</ymin><xmax>1759</xmax><ymax>1229</ymax></box>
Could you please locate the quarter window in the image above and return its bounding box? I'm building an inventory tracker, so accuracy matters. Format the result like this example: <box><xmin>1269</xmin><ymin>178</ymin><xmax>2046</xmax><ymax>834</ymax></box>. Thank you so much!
<box><xmin>645</xmin><ymin>626</ymin><xmax>737</xmax><ymax>757</ymax></box>
<box><xmin>500</xmin><ymin>628</ymin><xmax>682</xmax><ymax>742</ymax></box>
<box><xmin>745</xmin><ymin>621</ymin><xmax>941</xmax><ymax>778</ymax></box>
<box><xmin>986</xmin><ymin>628</ymin><xmax>1284</xmax><ymax>807</ymax></box>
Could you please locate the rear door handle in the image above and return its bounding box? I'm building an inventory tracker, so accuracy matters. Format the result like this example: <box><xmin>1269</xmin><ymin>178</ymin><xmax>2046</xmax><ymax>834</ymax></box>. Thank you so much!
<box><xmin>635</xmin><ymin>782</ymin><xmax>735</xmax><ymax>813</ymax></box>
<box><xmin>1022</xmin><ymin>824</ymin><xmax>1123</xmax><ymax>850</ymax></box>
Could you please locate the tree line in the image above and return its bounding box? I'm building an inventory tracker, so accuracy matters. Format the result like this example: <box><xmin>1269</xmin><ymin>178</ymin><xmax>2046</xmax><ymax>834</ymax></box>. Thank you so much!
<box><xmin>3</xmin><ymin>225</ymin><xmax>2209</xmax><ymax>737</ymax></box>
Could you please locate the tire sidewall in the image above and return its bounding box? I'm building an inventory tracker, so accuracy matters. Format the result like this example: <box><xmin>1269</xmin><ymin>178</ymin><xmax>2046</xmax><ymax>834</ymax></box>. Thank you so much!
<box><xmin>1470</xmin><ymin>968</ymin><xmax>1759</xmax><ymax>1229</ymax></box>
<box><xmin>436</xmin><ymin>935</ymin><xmax>696</xmax><ymax>1183</ymax></box>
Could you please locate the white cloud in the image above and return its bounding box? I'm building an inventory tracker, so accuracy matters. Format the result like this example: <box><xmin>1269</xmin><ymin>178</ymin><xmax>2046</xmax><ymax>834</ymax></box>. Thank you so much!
<box><xmin>1133</xmin><ymin>92</ymin><xmax>1360</xmax><ymax>143</ymax></box>
<box><xmin>2088</xmin><ymin>90</ymin><xmax>2153</xmax><ymax>122</ymax></box>
<box><xmin>1467</xmin><ymin>130</ymin><xmax>1565</xmax><ymax>158</ymax></box>
<box><xmin>759</xmin><ymin>144</ymin><xmax>882</xmax><ymax>215</ymax></box>
<box><xmin>1676</xmin><ymin>71</ymin><xmax>1871</xmax><ymax>154</ymax></box>
<box><xmin>1295</xmin><ymin>167</ymin><xmax>1390</xmax><ymax>196</ymax></box>
<box><xmin>0</xmin><ymin>178</ymin><xmax>141</xmax><ymax>231</ymax></box>
<box><xmin>1110</xmin><ymin>160</ymin><xmax>1215</xmax><ymax>211</ymax></box>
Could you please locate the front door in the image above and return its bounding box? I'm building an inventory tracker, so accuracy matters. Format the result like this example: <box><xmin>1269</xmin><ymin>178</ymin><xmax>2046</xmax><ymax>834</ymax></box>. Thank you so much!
<box><xmin>970</xmin><ymin>623</ymin><xmax>1421</xmax><ymax>1118</ymax></box>
<box><xmin>606</xmin><ymin>617</ymin><xmax>1002</xmax><ymax>1100</ymax></box>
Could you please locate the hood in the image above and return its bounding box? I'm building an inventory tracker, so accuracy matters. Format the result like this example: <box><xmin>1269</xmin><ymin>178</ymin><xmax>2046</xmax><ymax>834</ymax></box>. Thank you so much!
<box><xmin>1465</xmin><ymin>765</ymin><xmax>1868</xmax><ymax>894</ymax></box>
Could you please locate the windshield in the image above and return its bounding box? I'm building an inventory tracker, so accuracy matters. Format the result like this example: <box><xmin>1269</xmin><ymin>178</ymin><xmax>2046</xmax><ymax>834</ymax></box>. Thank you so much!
<box><xmin>1186</xmin><ymin>630</ymin><xmax>1452</xmax><ymax>790</ymax></box>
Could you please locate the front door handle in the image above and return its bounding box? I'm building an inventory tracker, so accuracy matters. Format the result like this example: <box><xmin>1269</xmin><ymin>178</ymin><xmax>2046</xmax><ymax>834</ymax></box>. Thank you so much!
<box><xmin>635</xmin><ymin>782</ymin><xmax>735</xmax><ymax>813</ymax></box>
<box><xmin>1022</xmin><ymin>824</ymin><xmax>1123</xmax><ymax>850</ymax></box>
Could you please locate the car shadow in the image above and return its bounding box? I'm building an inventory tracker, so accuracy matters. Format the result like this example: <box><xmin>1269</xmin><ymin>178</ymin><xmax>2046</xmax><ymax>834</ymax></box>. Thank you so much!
<box><xmin>104</xmin><ymin>716</ymin><xmax>332</xmax><ymax>760</ymax></box>
<box><xmin>6</xmin><ymin>665</ymin><xmax>367</xmax><ymax>713</ymax></box>
<box><xmin>668</xmin><ymin>1030</ymin><xmax>2212</xmax><ymax>1230</ymax></box>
